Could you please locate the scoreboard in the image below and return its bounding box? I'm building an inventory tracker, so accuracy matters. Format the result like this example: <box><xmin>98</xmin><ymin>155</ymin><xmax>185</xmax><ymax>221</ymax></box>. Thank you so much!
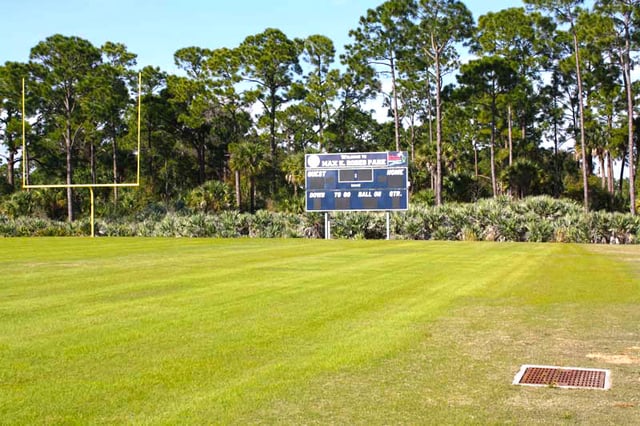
<box><xmin>305</xmin><ymin>151</ymin><xmax>409</xmax><ymax>212</ymax></box>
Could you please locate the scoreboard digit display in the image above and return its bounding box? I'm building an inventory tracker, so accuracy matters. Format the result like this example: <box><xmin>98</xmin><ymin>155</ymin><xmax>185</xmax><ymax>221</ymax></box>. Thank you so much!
<box><xmin>305</xmin><ymin>151</ymin><xmax>409</xmax><ymax>212</ymax></box>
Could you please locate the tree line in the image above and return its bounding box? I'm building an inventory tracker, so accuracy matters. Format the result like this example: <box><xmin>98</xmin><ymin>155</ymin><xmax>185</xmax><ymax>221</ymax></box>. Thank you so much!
<box><xmin>1</xmin><ymin>0</ymin><xmax>639</xmax><ymax>222</ymax></box>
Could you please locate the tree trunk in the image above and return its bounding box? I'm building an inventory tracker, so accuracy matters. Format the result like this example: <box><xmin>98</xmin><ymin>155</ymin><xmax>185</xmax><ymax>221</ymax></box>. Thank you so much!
<box><xmin>269</xmin><ymin>87</ymin><xmax>278</xmax><ymax>196</ymax></box>
<box><xmin>235</xmin><ymin>170</ymin><xmax>241</xmax><ymax>209</ymax></box>
<box><xmin>433</xmin><ymin>42</ymin><xmax>443</xmax><ymax>206</ymax></box>
<box><xmin>619</xmin><ymin>147</ymin><xmax>627</xmax><ymax>194</ymax></box>
<box><xmin>508</xmin><ymin>105</ymin><xmax>513</xmax><ymax>167</ymax></box>
<box><xmin>490</xmin><ymin>113</ymin><xmax>498</xmax><ymax>198</ymax></box>
<box><xmin>164</xmin><ymin>158</ymin><xmax>170</xmax><ymax>200</ymax></box>
<box><xmin>249</xmin><ymin>177</ymin><xmax>256</xmax><ymax>214</ymax></box>
<box><xmin>8</xmin><ymin>149</ymin><xmax>15</xmax><ymax>188</ymax></box>
<box><xmin>572</xmin><ymin>26</ymin><xmax>589</xmax><ymax>211</ymax></box>
<box><xmin>65</xmin><ymin>120</ymin><xmax>74</xmax><ymax>222</ymax></box>
<box><xmin>474</xmin><ymin>143</ymin><xmax>478</xmax><ymax>179</ymax></box>
<box><xmin>431</xmin><ymin>166</ymin><xmax>435</xmax><ymax>191</ymax></box>
<box><xmin>553</xmin><ymin>77</ymin><xmax>561</xmax><ymax>198</ymax></box>
<box><xmin>426</xmin><ymin>77</ymin><xmax>434</xmax><ymax>147</ymax></box>
<box><xmin>147</xmin><ymin>123</ymin><xmax>154</xmax><ymax>186</ymax></box>
<box><xmin>197</xmin><ymin>142</ymin><xmax>206</xmax><ymax>185</ymax></box>
<box><xmin>66</xmin><ymin>142</ymin><xmax>74</xmax><ymax>222</ymax></box>
<box><xmin>410</xmin><ymin>123</ymin><xmax>415</xmax><ymax>161</ymax></box>
<box><xmin>112</xmin><ymin>134</ymin><xmax>118</xmax><ymax>203</ymax></box>
<box><xmin>318</xmin><ymin>102</ymin><xmax>325</xmax><ymax>148</ymax></box>
<box><xmin>90</xmin><ymin>142</ymin><xmax>96</xmax><ymax>184</ymax></box>
<box><xmin>607</xmin><ymin>151</ymin><xmax>614</xmax><ymax>194</ymax></box>
<box><xmin>623</xmin><ymin>33</ymin><xmax>636</xmax><ymax>214</ymax></box>
<box><xmin>390</xmin><ymin>52</ymin><xmax>401</xmax><ymax>152</ymax></box>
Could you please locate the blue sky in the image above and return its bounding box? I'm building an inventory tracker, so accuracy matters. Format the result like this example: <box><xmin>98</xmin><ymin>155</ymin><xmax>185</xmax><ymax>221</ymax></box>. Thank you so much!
<box><xmin>2</xmin><ymin>0</ymin><xmax>523</xmax><ymax>73</ymax></box>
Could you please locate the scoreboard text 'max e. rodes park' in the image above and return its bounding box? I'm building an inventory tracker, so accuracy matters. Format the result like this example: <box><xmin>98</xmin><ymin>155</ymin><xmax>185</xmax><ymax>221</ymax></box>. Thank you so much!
<box><xmin>305</xmin><ymin>151</ymin><xmax>409</xmax><ymax>212</ymax></box>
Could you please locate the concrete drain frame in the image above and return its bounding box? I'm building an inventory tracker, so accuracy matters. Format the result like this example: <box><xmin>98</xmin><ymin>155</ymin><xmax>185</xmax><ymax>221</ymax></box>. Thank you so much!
<box><xmin>513</xmin><ymin>365</ymin><xmax>611</xmax><ymax>390</ymax></box>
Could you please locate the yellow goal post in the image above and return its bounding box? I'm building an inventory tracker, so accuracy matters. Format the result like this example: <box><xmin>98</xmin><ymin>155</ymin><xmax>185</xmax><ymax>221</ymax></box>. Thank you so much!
<box><xmin>21</xmin><ymin>73</ymin><xmax>142</xmax><ymax>237</ymax></box>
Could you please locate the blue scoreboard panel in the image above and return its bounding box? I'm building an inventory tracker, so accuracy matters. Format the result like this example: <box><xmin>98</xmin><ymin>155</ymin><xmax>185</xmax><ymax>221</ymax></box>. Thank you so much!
<box><xmin>305</xmin><ymin>151</ymin><xmax>409</xmax><ymax>212</ymax></box>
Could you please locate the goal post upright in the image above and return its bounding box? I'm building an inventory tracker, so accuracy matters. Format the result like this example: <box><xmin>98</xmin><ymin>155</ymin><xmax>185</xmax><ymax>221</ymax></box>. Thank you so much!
<box><xmin>21</xmin><ymin>73</ymin><xmax>143</xmax><ymax>237</ymax></box>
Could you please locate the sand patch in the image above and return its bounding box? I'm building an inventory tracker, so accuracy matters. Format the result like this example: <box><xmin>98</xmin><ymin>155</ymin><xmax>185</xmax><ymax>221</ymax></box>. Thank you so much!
<box><xmin>586</xmin><ymin>352</ymin><xmax>640</xmax><ymax>365</ymax></box>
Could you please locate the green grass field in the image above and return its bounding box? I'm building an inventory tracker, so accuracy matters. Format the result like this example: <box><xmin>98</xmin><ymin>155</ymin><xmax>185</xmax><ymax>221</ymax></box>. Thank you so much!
<box><xmin>1</xmin><ymin>238</ymin><xmax>639</xmax><ymax>424</ymax></box>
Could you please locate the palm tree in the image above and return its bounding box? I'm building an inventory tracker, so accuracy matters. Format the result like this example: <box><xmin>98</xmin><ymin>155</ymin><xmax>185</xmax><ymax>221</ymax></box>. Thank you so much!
<box><xmin>281</xmin><ymin>152</ymin><xmax>305</xmax><ymax>197</ymax></box>
<box><xmin>228</xmin><ymin>139</ymin><xmax>268</xmax><ymax>213</ymax></box>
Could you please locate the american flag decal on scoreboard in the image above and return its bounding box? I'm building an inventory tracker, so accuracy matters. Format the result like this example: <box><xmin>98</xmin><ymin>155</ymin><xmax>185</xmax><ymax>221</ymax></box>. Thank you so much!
<box><xmin>387</xmin><ymin>151</ymin><xmax>407</xmax><ymax>167</ymax></box>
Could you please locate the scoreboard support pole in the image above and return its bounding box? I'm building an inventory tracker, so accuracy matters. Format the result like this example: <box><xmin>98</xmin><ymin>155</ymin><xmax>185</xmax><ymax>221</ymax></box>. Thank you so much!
<box><xmin>386</xmin><ymin>212</ymin><xmax>390</xmax><ymax>240</ymax></box>
<box><xmin>324</xmin><ymin>213</ymin><xmax>330</xmax><ymax>240</ymax></box>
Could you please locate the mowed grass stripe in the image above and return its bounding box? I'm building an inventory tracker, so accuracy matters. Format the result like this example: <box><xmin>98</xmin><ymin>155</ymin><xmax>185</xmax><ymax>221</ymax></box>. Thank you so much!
<box><xmin>1</xmin><ymin>239</ymin><xmax>638</xmax><ymax>423</ymax></box>
<box><xmin>237</xmin><ymin>243</ymin><xmax>640</xmax><ymax>425</ymax></box>
<box><xmin>155</xmin><ymin>242</ymin><xmax>547</xmax><ymax>422</ymax></box>
<box><xmin>0</xmin><ymin>240</ymin><xmax>536</xmax><ymax>422</ymax></box>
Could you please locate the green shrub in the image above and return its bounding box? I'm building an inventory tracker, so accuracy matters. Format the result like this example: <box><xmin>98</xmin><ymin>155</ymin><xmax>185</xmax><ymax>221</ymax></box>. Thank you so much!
<box><xmin>301</xmin><ymin>213</ymin><xmax>324</xmax><ymax>239</ymax></box>
<box><xmin>185</xmin><ymin>180</ymin><xmax>234</xmax><ymax>213</ymax></box>
<box><xmin>3</xmin><ymin>190</ymin><xmax>46</xmax><ymax>218</ymax></box>
<box><xmin>432</xmin><ymin>225</ymin><xmax>455</xmax><ymax>241</ymax></box>
<box><xmin>564</xmin><ymin>175</ymin><xmax>627</xmax><ymax>212</ymax></box>
<box><xmin>217</xmin><ymin>211</ymin><xmax>249</xmax><ymax>238</ymax></box>
<box><xmin>517</xmin><ymin>195</ymin><xmax>581</xmax><ymax>219</ymax></box>
<box><xmin>607</xmin><ymin>212</ymin><xmax>637</xmax><ymax>244</ymax></box>
<box><xmin>557</xmin><ymin>213</ymin><xmax>589</xmax><ymax>243</ymax></box>
<box><xmin>2</xmin><ymin>196</ymin><xmax>639</xmax><ymax>243</ymax></box>
<box><xmin>444</xmin><ymin>172</ymin><xmax>489</xmax><ymax>202</ymax></box>
<box><xmin>411</xmin><ymin>190</ymin><xmax>435</xmax><ymax>205</ymax></box>
<box><xmin>331</xmin><ymin>212</ymin><xmax>369</xmax><ymax>239</ymax></box>
<box><xmin>330</xmin><ymin>212</ymin><xmax>387</xmax><ymax>240</ymax></box>
<box><xmin>0</xmin><ymin>214</ymin><xmax>15</xmax><ymax>236</ymax></box>
<box><xmin>249</xmin><ymin>210</ymin><xmax>288</xmax><ymax>238</ymax></box>
<box><xmin>460</xmin><ymin>225</ymin><xmax>480</xmax><ymax>241</ymax></box>
<box><xmin>587</xmin><ymin>212</ymin><xmax>611</xmax><ymax>244</ymax></box>
<box><xmin>526</xmin><ymin>219</ymin><xmax>554</xmax><ymax>243</ymax></box>
<box><xmin>394</xmin><ymin>210</ymin><xmax>426</xmax><ymax>240</ymax></box>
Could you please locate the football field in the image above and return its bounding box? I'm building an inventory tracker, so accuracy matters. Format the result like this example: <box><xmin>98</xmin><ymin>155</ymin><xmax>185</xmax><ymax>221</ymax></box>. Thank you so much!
<box><xmin>1</xmin><ymin>238</ymin><xmax>639</xmax><ymax>424</ymax></box>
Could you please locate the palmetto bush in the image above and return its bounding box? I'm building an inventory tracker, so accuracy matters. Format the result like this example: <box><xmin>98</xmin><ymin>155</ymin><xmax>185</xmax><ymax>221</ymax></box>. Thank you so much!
<box><xmin>183</xmin><ymin>213</ymin><xmax>217</xmax><ymax>237</ymax></box>
<box><xmin>495</xmin><ymin>213</ymin><xmax>526</xmax><ymax>242</ymax></box>
<box><xmin>517</xmin><ymin>195</ymin><xmax>582</xmax><ymax>219</ymax></box>
<box><xmin>99</xmin><ymin>221</ymin><xmax>137</xmax><ymax>237</ymax></box>
<box><xmin>419</xmin><ymin>208</ymin><xmax>445</xmax><ymax>240</ymax></box>
<box><xmin>608</xmin><ymin>213</ymin><xmax>639</xmax><ymax>244</ymax></box>
<box><xmin>0</xmin><ymin>214</ymin><xmax>14</xmax><ymax>236</ymax></box>
<box><xmin>13</xmin><ymin>217</ymin><xmax>49</xmax><ymax>236</ymax></box>
<box><xmin>553</xmin><ymin>213</ymin><xmax>589</xmax><ymax>243</ymax></box>
<box><xmin>2</xmin><ymin>196</ymin><xmax>639</xmax><ymax>242</ymax></box>
<box><xmin>248</xmin><ymin>210</ymin><xmax>288</xmax><ymax>238</ymax></box>
<box><xmin>301</xmin><ymin>213</ymin><xmax>324</xmax><ymax>239</ymax></box>
<box><xmin>587</xmin><ymin>212</ymin><xmax>612</xmax><ymax>244</ymax></box>
<box><xmin>394</xmin><ymin>209</ymin><xmax>426</xmax><ymax>240</ymax></box>
<box><xmin>331</xmin><ymin>212</ymin><xmax>386</xmax><ymax>240</ymax></box>
<box><xmin>217</xmin><ymin>210</ymin><xmax>249</xmax><ymax>238</ymax></box>
<box><xmin>154</xmin><ymin>214</ymin><xmax>183</xmax><ymax>237</ymax></box>
<box><xmin>525</xmin><ymin>216</ymin><xmax>555</xmax><ymax>243</ymax></box>
<box><xmin>16</xmin><ymin>217</ymin><xmax>66</xmax><ymax>236</ymax></box>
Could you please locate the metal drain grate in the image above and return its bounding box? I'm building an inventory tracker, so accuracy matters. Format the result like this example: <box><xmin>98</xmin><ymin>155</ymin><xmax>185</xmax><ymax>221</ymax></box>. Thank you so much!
<box><xmin>513</xmin><ymin>365</ymin><xmax>611</xmax><ymax>390</ymax></box>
